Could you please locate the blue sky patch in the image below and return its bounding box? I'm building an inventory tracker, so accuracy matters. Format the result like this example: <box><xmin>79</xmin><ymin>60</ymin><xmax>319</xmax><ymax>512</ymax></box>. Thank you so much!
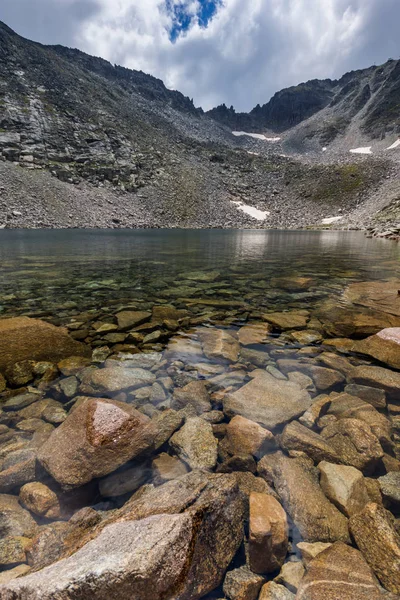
<box><xmin>166</xmin><ymin>0</ymin><xmax>221</xmax><ymax>42</ymax></box>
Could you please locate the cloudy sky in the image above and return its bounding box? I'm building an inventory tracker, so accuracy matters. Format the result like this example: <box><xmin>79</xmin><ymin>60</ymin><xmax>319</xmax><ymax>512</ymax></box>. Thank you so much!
<box><xmin>2</xmin><ymin>0</ymin><xmax>399</xmax><ymax>111</ymax></box>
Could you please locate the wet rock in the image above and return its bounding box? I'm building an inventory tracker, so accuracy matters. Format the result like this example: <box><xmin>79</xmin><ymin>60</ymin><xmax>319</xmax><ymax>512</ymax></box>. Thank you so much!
<box><xmin>217</xmin><ymin>454</ymin><xmax>256</xmax><ymax>473</ymax></box>
<box><xmin>290</xmin><ymin>330</ymin><xmax>323</xmax><ymax>345</ymax></box>
<box><xmin>0</xmin><ymin>317</ymin><xmax>90</xmax><ymax>372</ymax></box>
<box><xmin>258</xmin><ymin>452</ymin><xmax>350</xmax><ymax>543</ymax></box>
<box><xmin>299</xmin><ymin>395</ymin><xmax>331</xmax><ymax>429</ymax></box>
<box><xmin>226</xmin><ymin>415</ymin><xmax>276</xmax><ymax>459</ymax></box>
<box><xmin>287</xmin><ymin>371</ymin><xmax>315</xmax><ymax>392</ymax></box>
<box><xmin>80</xmin><ymin>366</ymin><xmax>156</xmax><ymax>395</ymax></box>
<box><xmin>171</xmin><ymin>380</ymin><xmax>212</xmax><ymax>414</ymax></box>
<box><xmin>38</xmin><ymin>398</ymin><xmax>155</xmax><ymax>488</ymax></box>
<box><xmin>0</xmin><ymin>374</ymin><xmax>5</xmax><ymax>393</ymax></box>
<box><xmin>232</xmin><ymin>472</ymin><xmax>278</xmax><ymax>500</ymax></box>
<box><xmin>349</xmin><ymin>366</ymin><xmax>400</xmax><ymax>398</ymax></box>
<box><xmin>317</xmin><ymin>352</ymin><xmax>355</xmax><ymax>377</ymax></box>
<box><xmin>0</xmin><ymin>536</ymin><xmax>31</xmax><ymax>567</ymax></box>
<box><xmin>238</xmin><ymin>323</ymin><xmax>272</xmax><ymax>346</ymax></box>
<box><xmin>152</xmin><ymin>409</ymin><xmax>184</xmax><ymax>450</ymax></box>
<box><xmin>58</xmin><ymin>376</ymin><xmax>79</xmax><ymax>399</ymax></box>
<box><xmin>343</xmin><ymin>281</ymin><xmax>400</xmax><ymax>319</ymax></box>
<box><xmin>327</xmin><ymin>393</ymin><xmax>392</xmax><ymax>447</ymax></box>
<box><xmin>350</xmin><ymin>503</ymin><xmax>400</xmax><ymax>594</ymax></box>
<box><xmin>249</xmin><ymin>492</ymin><xmax>288</xmax><ymax>574</ymax></box>
<box><xmin>320</xmin><ymin>418</ymin><xmax>384</xmax><ymax>472</ymax></box>
<box><xmin>344</xmin><ymin>384</ymin><xmax>386</xmax><ymax>409</ymax></box>
<box><xmin>296</xmin><ymin>541</ymin><xmax>385</xmax><ymax>600</ymax></box>
<box><xmin>240</xmin><ymin>348</ymin><xmax>270</xmax><ymax>367</ymax></box>
<box><xmin>280</xmin><ymin>421</ymin><xmax>340</xmax><ymax>463</ymax></box>
<box><xmin>318</xmin><ymin>462</ymin><xmax>370</xmax><ymax>517</ymax></box>
<box><xmin>223</xmin><ymin>566</ymin><xmax>265</xmax><ymax>600</ymax></box>
<box><xmin>198</xmin><ymin>328</ymin><xmax>240</xmax><ymax>362</ymax></box>
<box><xmin>263</xmin><ymin>311</ymin><xmax>309</xmax><ymax>330</ymax></box>
<box><xmin>42</xmin><ymin>405</ymin><xmax>67</xmax><ymax>424</ymax></box>
<box><xmin>297</xmin><ymin>541</ymin><xmax>332</xmax><ymax>566</ymax></box>
<box><xmin>0</xmin><ymin>494</ymin><xmax>38</xmax><ymax>538</ymax></box>
<box><xmin>0</xmin><ymin>514</ymin><xmax>195</xmax><ymax>599</ymax></box>
<box><xmin>353</xmin><ymin>328</ymin><xmax>400</xmax><ymax>370</ymax></box>
<box><xmin>99</xmin><ymin>462</ymin><xmax>151</xmax><ymax>497</ymax></box>
<box><xmin>4</xmin><ymin>361</ymin><xmax>34</xmax><ymax>387</ymax></box>
<box><xmin>18</xmin><ymin>399</ymin><xmax>64</xmax><ymax>420</ymax></box>
<box><xmin>116</xmin><ymin>310</ymin><xmax>151</xmax><ymax>330</ymax></box>
<box><xmin>259</xmin><ymin>581</ymin><xmax>294</xmax><ymax>599</ymax></box>
<box><xmin>0</xmin><ymin>565</ymin><xmax>31</xmax><ymax>585</ymax></box>
<box><xmin>274</xmin><ymin>561</ymin><xmax>304</xmax><ymax>593</ymax></box>
<box><xmin>2</xmin><ymin>393</ymin><xmax>41</xmax><ymax>412</ymax></box>
<box><xmin>224</xmin><ymin>370</ymin><xmax>312</xmax><ymax>431</ymax></box>
<box><xmin>378</xmin><ymin>472</ymin><xmax>400</xmax><ymax>508</ymax></box>
<box><xmin>152</xmin><ymin>453</ymin><xmax>190</xmax><ymax>483</ymax></box>
<box><xmin>170</xmin><ymin>417</ymin><xmax>218</xmax><ymax>470</ymax></box>
<box><xmin>57</xmin><ymin>356</ymin><xmax>91</xmax><ymax>376</ymax></box>
<box><xmin>152</xmin><ymin>305</ymin><xmax>188</xmax><ymax>321</ymax></box>
<box><xmin>19</xmin><ymin>482</ymin><xmax>60</xmax><ymax>519</ymax></box>
<box><xmin>277</xmin><ymin>361</ymin><xmax>344</xmax><ymax>391</ymax></box>
<box><xmin>0</xmin><ymin>450</ymin><xmax>37</xmax><ymax>493</ymax></box>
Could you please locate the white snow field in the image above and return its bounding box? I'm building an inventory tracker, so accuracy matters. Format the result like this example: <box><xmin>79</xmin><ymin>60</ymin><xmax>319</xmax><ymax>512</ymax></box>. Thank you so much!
<box><xmin>350</xmin><ymin>147</ymin><xmax>372</xmax><ymax>155</ymax></box>
<box><xmin>232</xmin><ymin>131</ymin><xmax>281</xmax><ymax>142</ymax></box>
<box><xmin>230</xmin><ymin>200</ymin><xmax>270</xmax><ymax>220</ymax></box>
<box><xmin>387</xmin><ymin>139</ymin><xmax>400</xmax><ymax>150</ymax></box>
<box><xmin>321</xmin><ymin>216</ymin><xmax>343</xmax><ymax>225</ymax></box>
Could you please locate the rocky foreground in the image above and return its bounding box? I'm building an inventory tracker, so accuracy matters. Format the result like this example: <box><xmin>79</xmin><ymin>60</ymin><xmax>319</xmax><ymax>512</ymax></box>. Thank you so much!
<box><xmin>0</xmin><ymin>280</ymin><xmax>399</xmax><ymax>598</ymax></box>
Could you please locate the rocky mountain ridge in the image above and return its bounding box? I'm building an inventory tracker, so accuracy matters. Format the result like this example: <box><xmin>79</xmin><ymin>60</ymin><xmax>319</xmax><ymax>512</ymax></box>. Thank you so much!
<box><xmin>0</xmin><ymin>20</ymin><xmax>399</xmax><ymax>232</ymax></box>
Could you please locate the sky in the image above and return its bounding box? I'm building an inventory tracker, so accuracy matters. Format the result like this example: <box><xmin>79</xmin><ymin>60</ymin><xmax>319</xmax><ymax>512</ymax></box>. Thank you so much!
<box><xmin>1</xmin><ymin>0</ymin><xmax>399</xmax><ymax>111</ymax></box>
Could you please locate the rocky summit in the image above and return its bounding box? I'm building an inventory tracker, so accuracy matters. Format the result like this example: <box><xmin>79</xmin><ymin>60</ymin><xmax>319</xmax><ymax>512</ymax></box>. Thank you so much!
<box><xmin>0</xmin><ymin>21</ymin><xmax>399</xmax><ymax>234</ymax></box>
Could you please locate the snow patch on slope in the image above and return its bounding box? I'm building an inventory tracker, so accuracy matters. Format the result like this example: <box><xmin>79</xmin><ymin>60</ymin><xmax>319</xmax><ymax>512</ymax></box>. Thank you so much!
<box><xmin>321</xmin><ymin>216</ymin><xmax>343</xmax><ymax>225</ymax></box>
<box><xmin>232</xmin><ymin>131</ymin><xmax>281</xmax><ymax>142</ymax></box>
<box><xmin>350</xmin><ymin>147</ymin><xmax>372</xmax><ymax>155</ymax></box>
<box><xmin>231</xmin><ymin>201</ymin><xmax>269</xmax><ymax>221</ymax></box>
<box><xmin>387</xmin><ymin>139</ymin><xmax>400</xmax><ymax>150</ymax></box>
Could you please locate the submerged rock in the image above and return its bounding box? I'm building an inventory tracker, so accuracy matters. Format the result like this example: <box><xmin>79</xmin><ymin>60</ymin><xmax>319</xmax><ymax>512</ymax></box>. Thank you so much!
<box><xmin>38</xmin><ymin>398</ymin><xmax>156</xmax><ymax>488</ymax></box>
<box><xmin>258</xmin><ymin>453</ymin><xmax>349</xmax><ymax>543</ymax></box>
<box><xmin>226</xmin><ymin>415</ymin><xmax>276</xmax><ymax>459</ymax></box>
<box><xmin>296</xmin><ymin>541</ymin><xmax>385</xmax><ymax>599</ymax></box>
<box><xmin>224</xmin><ymin>370</ymin><xmax>312</xmax><ymax>431</ymax></box>
<box><xmin>249</xmin><ymin>492</ymin><xmax>288</xmax><ymax>574</ymax></box>
<box><xmin>170</xmin><ymin>417</ymin><xmax>218</xmax><ymax>470</ymax></box>
<box><xmin>318</xmin><ymin>461</ymin><xmax>370</xmax><ymax>517</ymax></box>
<box><xmin>79</xmin><ymin>366</ymin><xmax>156</xmax><ymax>395</ymax></box>
<box><xmin>353</xmin><ymin>328</ymin><xmax>400</xmax><ymax>370</ymax></box>
<box><xmin>350</xmin><ymin>503</ymin><xmax>400</xmax><ymax>594</ymax></box>
<box><xmin>198</xmin><ymin>328</ymin><xmax>240</xmax><ymax>362</ymax></box>
<box><xmin>0</xmin><ymin>317</ymin><xmax>90</xmax><ymax>372</ymax></box>
<box><xmin>223</xmin><ymin>566</ymin><xmax>265</xmax><ymax>600</ymax></box>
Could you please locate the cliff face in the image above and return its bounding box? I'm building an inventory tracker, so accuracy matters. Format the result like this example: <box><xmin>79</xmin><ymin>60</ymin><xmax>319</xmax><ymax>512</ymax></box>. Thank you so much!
<box><xmin>206</xmin><ymin>60</ymin><xmax>400</xmax><ymax>144</ymax></box>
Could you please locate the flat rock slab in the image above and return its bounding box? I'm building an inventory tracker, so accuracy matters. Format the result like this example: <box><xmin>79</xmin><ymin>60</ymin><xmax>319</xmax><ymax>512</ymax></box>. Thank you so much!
<box><xmin>0</xmin><ymin>317</ymin><xmax>90</xmax><ymax>372</ymax></box>
<box><xmin>353</xmin><ymin>327</ymin><xmax>400</xmax><ymax>370</ymax></box>
<box><xmin>224</xmin><ymin>370</ymin><xmax>312</xmax><ymax>431</ymax></box>
<box><xmin>238</xmin><ymin>323</ymin><xmax>272</xmax><ymax>346</ymax></box>
<box><xmin>198</xmin><ymin>328</ymin><xmax>240</xmax><ymax>363</ymax></box>
<box><xmin>38</xmin><ymin>398</ymin><xmax>155</xmax><ymax>488</ymax></box>
<box><xmin>262</xmin><ymin>312</ymin><xmax>309</xmax><ymax>330</ymax></box>
<box><xmin>343</xmin><ymin>280</ymin><xmax>400</xmax><ymax>317</ymax></box>
<box><xmin>80</xmin><ymin>366</ymin><xmax>156</xmax><ymax>395</ymax></box>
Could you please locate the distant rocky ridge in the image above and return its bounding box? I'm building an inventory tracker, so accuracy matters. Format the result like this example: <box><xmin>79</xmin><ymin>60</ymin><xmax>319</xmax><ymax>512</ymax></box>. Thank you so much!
<box><xmin>0</xmin><ymin>20</ymin><xmax>399</xmax><ymax>231</ymax></box>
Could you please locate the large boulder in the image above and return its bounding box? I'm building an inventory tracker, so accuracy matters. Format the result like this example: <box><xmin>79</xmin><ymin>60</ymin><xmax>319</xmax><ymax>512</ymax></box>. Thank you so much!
<box><xmin>258</xmin><ymin>453</ymin><xmax>349</xmax><ymax>543</ymax></box>
<box><xmin>350</xmin><ymin>503</ymin><xmax>400</xmax><ymax>594</ymax></box>
<box><xmin>38</xmin><ymin>398</ymin><xmax>156</xmax><ymax>488</ymax></box>
<box><xmin>353</xmin><ymin>328</ymin><xmax>400</xmax><ymax>370</ymax></box>
<box><xmin>0</xmin><ymin>317</ymin><xmax>90</xmax><ymax>373</ymax></box>
<box><xmin>296</xmin><ymin>541</ymin><xmax>385</xmax><ymax>599</ymax></box>
<box><xmin>1</xmin><ymin>473</ymin><xmax>245</xmax><ymax>600</ymax></box>
<box><xmin>223</xmin><ymin>370</ymin><xmax>312</xmax><ymax>431</ymax></box>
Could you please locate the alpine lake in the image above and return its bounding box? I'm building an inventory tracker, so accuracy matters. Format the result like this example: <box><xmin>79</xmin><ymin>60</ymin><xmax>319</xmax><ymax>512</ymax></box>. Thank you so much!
<box><xmin>0</xmin><ymin>229</ymin><xmax>400</xmax><ymax>599</ymax></box>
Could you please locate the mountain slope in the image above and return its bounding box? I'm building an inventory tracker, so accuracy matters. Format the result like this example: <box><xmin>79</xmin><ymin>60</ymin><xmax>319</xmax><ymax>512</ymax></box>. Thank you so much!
<box><xmin>0</xmin><ymin>21</ymin><xmax>397</xmax><ymax>231</ymax></box>
<box><xmin>207</xmin><ymin>60</ymin><xmax>400</xmax><ymax>147</ymax></box>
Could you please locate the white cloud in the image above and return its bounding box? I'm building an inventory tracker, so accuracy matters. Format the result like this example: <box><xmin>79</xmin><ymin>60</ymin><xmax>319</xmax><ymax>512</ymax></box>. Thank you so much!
<box><xmin>3</xmin><ymin>0</ymin><xmax>400</xmax><ymax>111</ymax></box>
